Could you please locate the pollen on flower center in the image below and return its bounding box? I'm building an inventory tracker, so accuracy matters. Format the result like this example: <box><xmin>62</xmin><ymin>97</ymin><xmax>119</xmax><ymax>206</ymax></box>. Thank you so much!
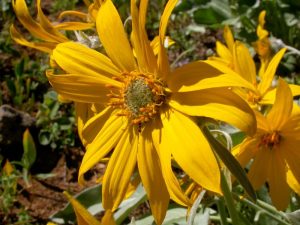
<box><xmin>106</xmin><ymin>71</ymin><xmax>166</xmax><ymax>125</ymax></box>
<box><xmin>124</xmin><ymin>78</ymin><xmax>153</xmax><ymax>116</ymax></box>
<box><xmin>259</xmin><ymin>131</ymin><xmax>281</xmax><ymax>149</ymax></box>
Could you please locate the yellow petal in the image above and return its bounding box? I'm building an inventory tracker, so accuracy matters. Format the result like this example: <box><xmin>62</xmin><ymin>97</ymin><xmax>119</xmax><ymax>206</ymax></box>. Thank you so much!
<box><xmin>223</xmin><ymin>25</ymin><xmax>234</xmax><ymax>52</ymax></box>
<box><xmin>169</xmin><ymin>88</ymin><xmax>256</xmax><ymax>135</ymax></box>
<box><xmin>287</xmin><ymin>169</ymin><xmax>300</xmax><ymax>196</ymax></box>
<box><xmin>258</xmin><ymin>48</ymin><xmax>286</xmax><ymax>95</ymax></box>
<box><xmin>248</xmin><ymin>148</ymin><xmax>270</xmax><ymax>189</ymax></box>
<box><xmin>232</xmin><ymin>41</ymin><xmax>257</xmax><ymax>85</ymax></box>
<box><xmin>158</xmin><ymin>0</ymin><xmax>178</xmax><ymax>79</ymax></box>
<box><xmin>232</xmin><ymin>138</ymin><xmax>258</xmax><ymax>167</ymax></box>
<box><xmin>255</xmin><ymin>111</ymin><xmax>271</xmax><ymax>131</ymax></box>
<box><xmin>267</xmin><ymin>78</ymin><xmax>293</xmax><ymax>129</ymax></box>
<box><xmin>150</xmin><ymin>36</ymin><xmax>175</xmax><ymax>56</ymax></box>
<box><xmin>151</xmin><ymin>119</ymin><xmax>191</xmax><ymax>207</ymax></box>
<box><xmin>75</xmin><ymin>103</ymin><xmax>96</xmax><ymax>146</ymax></box>
<box><xmin>58</xmin><ymin>10</ymin><xmax>88</xmax><ymax>20</ymax></box>
<box><xmin>101</xmin><ymin>210</ymin><xmax>116</xmax><ymax>225</ymax></box>
<box><xmin>262</xmin><ymin>83</ymin><xmax>300</xmax><ymax>105</ymax></box>
<box><xmin>169</xmin><ymin>61</ymin><xmax>256</xmax><ymax>92</ymax></box>
<box><xmin>102</xmin><ymin>127</ymin><xmax>138</xmax><ymax>211</ymax></box>
<box><xmin>268</xmin><ymin>149</ymin><xmax>290</xmax><ymax>210</ymax></box>
<box><xmin>281</xmin><ymin>139</ymin><xmax>300</xmax><ymax>185</ymax></box>
<box><xmin>46</xmin><ymin>71</ymin><xmax>112</xmax><ymax>104</ymax></box>
<box><xmin>78</xmin><ymin>114</ymin><xmax>127</xmax><ymax>184</ymax></box>
<box><xmin>137</xmin><ymin>125</ymin><xmax>169</xmax><ymax>225</ymax></box>
<box><xmin>81</xmin><ymin>106</ymin><xmax>113</xmax><ymax>144</ymax></box>
<box><xmin>260</xmin><ymin>88</ymin><xmax>276</xmax><ymax>105</ymax></box>
<box><xmin>13</xmin><ymin>0</ymin><xmax>65</xmax><ymax>42</ymax></box>
<box><xmin>257</xmin><ymin>11</ymin><xmax>268</xmax><ymax>39</ymax></box>
<box><xmin>52</xmin><ymin>42</ymin><xmax>121</xmax><ymax>79</ymax></box>
<box><xmin>290</xmin><ymin>84</ymin><xmax>300</xmax><ymax>97</ymax></box>
<box><xmin>161</xmin><ymin>109</ymin><xmax>221</xmax><ymax>194</ymax></box>
<box><xmin>36</xmin><ymin>0</ymin><xmax>67</xmax><ymax>39</ymax></box>
<box><xmin>96</xmin><ymin>0</ymin><xmax>136</xmax><ymax>72</ymax></box>
<box><xmin>64</xmin><ymin>192</ymin><xmax>101</xmax><ymax>225</ymax></box>
<box><xmin>159</xmin><ymin>0</ymin><xmax>178</xmax><ymax>43</ymax></box>
<box><xmin>54</xmin><ymin>22</ymin><xmax>94</xmax><ymax>30</ymax></box>
<box><xmin>216</xmin><ymin>41</ymin><xmax>232</xmax><ymax>61</ymax></box>
<box><xmin>139</xmin><ymin>0</ymin><xmax>148</xmax><ymax>27</ymax></box>
<box><xmin>130</xmin><ymin>0</ymin><xmax>156</xmax><ymax>73</ymax></box>
<box><xmin>10</xmin><ymin>25</ymin><xmax>55</xmax><ymax>53</ymax></box>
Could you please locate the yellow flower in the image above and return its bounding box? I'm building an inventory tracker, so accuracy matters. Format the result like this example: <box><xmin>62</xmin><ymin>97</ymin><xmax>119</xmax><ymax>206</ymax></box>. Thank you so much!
<box><xmin>233</xmin><ymin>78</ymin><xmax>300</xmax><ymax>210</ymax></box>
<box><xmin>47</xmin><ymin>0</ymin><xmax>256</xmax><ymax>223</ymax></box>
<box><xmin>208</xmin><ymin>26</ymin><xmax>300</xmax><ymax>107</ymax></box>
<box><xmin>10</xmin><ymin>0</ymin><xmax>94</xmax><ymax>53</ymax></box>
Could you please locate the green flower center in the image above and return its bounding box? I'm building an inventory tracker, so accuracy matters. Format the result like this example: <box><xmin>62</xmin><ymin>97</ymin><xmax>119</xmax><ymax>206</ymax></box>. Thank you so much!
<box><xmin>124</xmin><ymin>78</ymin><xmax>154</xmax><ymax>116</ymax></box>
<box><xmin>107</xmin><ymin>71</ymin><xmax>166</xmax><ymax>126</ymax></box>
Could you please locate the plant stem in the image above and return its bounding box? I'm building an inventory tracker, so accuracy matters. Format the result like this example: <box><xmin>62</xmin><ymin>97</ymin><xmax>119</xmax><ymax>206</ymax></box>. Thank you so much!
<box><xmin>232</xmin><ymin>193</ymin><xmax>291</xmax><ymax>225</ymax></box>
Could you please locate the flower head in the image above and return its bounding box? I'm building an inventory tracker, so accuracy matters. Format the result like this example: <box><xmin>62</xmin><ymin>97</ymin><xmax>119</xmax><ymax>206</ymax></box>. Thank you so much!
<box><xmin>208</xmin><ymin>26</ymin><xmax>300</xmax><ymax>108</ymax></box>
<box><xmin>47</xmin><ymin>0</ymin><xmax>256</xmax><ymax>223</ymax></box>
<box><xmin>233</xmin><ymin>78</ymin><xmax>300</xmax><ymax>210</ymax></box>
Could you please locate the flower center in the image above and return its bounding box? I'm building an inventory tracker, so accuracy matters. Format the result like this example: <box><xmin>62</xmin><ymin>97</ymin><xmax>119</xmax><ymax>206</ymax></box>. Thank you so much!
<box><xmin>107</xmin><ymin>71</ymin><xmax>166</xmax><ymax>126</ymax></box>
<box><xmin>125</xmin><ymin>78</ymin><xmax>153</xmax><ymax>116</ymax></box>
<box><xmin>259</xmin><ymin>131</ymin><xmax>281</xmax><ymax>149</ymax></box>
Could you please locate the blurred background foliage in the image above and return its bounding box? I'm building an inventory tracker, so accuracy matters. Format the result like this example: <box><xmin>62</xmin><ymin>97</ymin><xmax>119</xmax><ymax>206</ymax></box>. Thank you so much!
<box><xmin>0</xmin><ymin>0</ymin><xmax>300</xmax><ymax>224</ymax></box>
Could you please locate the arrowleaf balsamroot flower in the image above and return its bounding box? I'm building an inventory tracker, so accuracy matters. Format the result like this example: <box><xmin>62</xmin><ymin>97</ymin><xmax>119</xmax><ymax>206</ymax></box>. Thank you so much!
<box><xmin>233</xmin><ymin>78</ymin><xmax>300</xmax><ymax>210</ymax></box>
<box><xmin>47</xmin><ymin>0</ymin><xmax>256</xmax><ymax>223</ymax></box>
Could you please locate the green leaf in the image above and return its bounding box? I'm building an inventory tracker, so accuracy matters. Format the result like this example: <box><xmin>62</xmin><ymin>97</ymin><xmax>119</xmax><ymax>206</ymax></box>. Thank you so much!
<box><xmin>14</xmin><ymin>58</ymin><xmax>25</xmax><ymax>78</ymax></box>
<box><xmin>221</xmin><ymin>172</ymin><xmax>241</xmax><ymax>225</ymax></box>
<box><xmin>202</xmin><ymin>127</ymin><xmax>256</xmax><ymax>201</ymax></box>
<box><xmin>51</xmin><ymin>184</ymin><xmax>147</xmax><ymax>225</ymax></box>
<box><xmin>115</xmin><ymin>185</ymin><xmax>147</xmax><ymax>225</ymax></box>
<box><xmin>133</xmin><ymin>207</ymin><xmax>211</xmax><ymax>225</ymax></box>
<box><xmin>231</xmin><ymin>132</ymin><xmax>246</xmax><ymax>146</ymax></box>
<box><xmin>22</xmin><ymin>129</ymin><xmax>37</xmax><ymax>170</ymax></box>
<box><xmin>194</xmin><ymin>8</ymin><xmax>225</xmax><ymax>25</ymax></box>
<box><xmin>285</xmin><ymin>210</ymin><xmax>300</xmax><ymax>225</ymax></box>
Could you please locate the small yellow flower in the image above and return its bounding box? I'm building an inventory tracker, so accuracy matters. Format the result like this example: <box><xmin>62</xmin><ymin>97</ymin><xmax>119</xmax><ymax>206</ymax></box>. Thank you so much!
<box><xmin>233</xmin><ymin>78</ymin><xmax>300</xmax><ymax>210</ymax></box>
<box><xmin>208</xmin><ymin>26</ymin><xmax>300</xmax><ymax>108</ymax></box>
<box><xmin>47</xmin><ymin>0</ymin><xmax>256</xmax><ymax>223</ymax></box>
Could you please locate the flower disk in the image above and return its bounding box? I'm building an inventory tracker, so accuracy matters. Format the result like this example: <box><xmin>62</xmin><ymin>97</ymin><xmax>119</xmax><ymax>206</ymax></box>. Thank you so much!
<box><xmin>125</xmin><ymin>78</ymin><xmax>154</xmax><ymax>116</ymax></box>
<box><xmin>107</xmin><ymin>72</ymin><xmax>166</xmax><ymax>125</ymax></box>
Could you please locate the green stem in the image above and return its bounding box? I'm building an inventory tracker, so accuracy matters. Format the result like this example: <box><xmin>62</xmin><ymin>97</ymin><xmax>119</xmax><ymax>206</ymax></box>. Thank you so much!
<box><xmin>221</xmin><ymin>172</ymin><xmax>241</xmax><ymax>225</ymax></box>
<box><xmin>232</xmin><ymin>193</ymin><xmax>291</xmax><ymax>225</ymax></box>
<box><xmin>216</xmin><ymin>197</ymin><xmax>229</xmax><ymax>225</ymax></box>
<box><xmin>210</xmin><ymin>215</ymin><xmax>232</xmax><ymax>224</ymax></box>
